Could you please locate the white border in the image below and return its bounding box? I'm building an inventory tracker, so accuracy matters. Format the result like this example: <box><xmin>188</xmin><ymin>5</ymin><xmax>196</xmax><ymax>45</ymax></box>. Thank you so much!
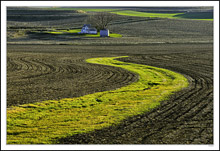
<box><xmin>213</xmin><ymin>1</ymin><xmax>220</xmax><ymax>150</ymax></box>
<box><xmin>1</xmin><ymin>1</ymin><xmax>219</xmax><ymax>150</ymax></box>
<box><xmin>1</xmin><ymin>1</ymin><xmax>219</xmax><ymax>7</ymax></box>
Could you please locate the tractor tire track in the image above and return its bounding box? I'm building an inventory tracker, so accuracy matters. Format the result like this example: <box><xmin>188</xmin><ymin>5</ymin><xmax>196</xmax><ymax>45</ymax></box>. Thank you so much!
<box><xmin>7</xmin><ymin>52</ymin><xmax>138</xmax><ymax>107</ymax></box>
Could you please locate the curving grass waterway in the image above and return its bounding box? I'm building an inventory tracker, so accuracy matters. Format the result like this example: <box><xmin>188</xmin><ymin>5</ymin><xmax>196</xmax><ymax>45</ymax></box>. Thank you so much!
<box><xmin>7</xmin><ymin>56</ymin><xmax>188</xmax><ymax>144</ymax></box>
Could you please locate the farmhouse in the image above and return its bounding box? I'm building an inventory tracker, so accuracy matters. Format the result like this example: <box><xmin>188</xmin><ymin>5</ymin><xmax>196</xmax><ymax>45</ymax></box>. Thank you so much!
<box><xmin>79</xmin><ymin>24</ymin><xmax>97</xmax><ymax>34</ymax></box>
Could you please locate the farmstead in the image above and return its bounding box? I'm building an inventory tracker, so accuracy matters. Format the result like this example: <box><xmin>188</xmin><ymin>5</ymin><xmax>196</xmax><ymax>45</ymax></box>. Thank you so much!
<box><xmin>79</xmin><ymin>24</ymin><xmax>97</xmax><ymax>34</ymax></box>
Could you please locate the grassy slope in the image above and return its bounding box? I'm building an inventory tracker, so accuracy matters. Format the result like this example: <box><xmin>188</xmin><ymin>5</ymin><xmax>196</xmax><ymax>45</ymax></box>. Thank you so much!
<box><xmin>111</xmin><ymin>10</ymin><xmax>183</xmax><ymax>18</ymax></box>
<box><xmin>7</xmin><ymin>56</ymin><xmax>188</xmax><ymax>144</ymax></box>
<box><xmin>110</xmin><ymin>10</ymin><xmax>213</xmax><ymax>21</ymax></box>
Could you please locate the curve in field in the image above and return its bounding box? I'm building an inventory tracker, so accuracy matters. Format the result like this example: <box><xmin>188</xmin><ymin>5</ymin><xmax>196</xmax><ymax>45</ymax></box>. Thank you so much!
<box><xmin>60</xmin><ymin>53</ymin><xmax>213</xmax><ymax>144</ymax></box>
<box><xmin>7</xmin><ymin>56</ymin><xmax>188</xmax><ymax>144</ymax></box>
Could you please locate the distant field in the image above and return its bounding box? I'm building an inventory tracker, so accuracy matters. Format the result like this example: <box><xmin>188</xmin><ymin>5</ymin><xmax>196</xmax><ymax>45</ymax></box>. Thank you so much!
<box><xmin>173</xmin><ymin>12</ymin><xmax>213</xmax><ymax>21</ymax></box>
<box><xmin>111</xmin><ymin>10</ymin><xmax>183</xmax><ymax>18</ymax></box>
<box><xmin>45</xmin><ymin>7</ymin><xmax>213</xmax><ymax>21</ymax></box>
<box><xmin>111</xmin><ymin>10</ymin><xmax>213</xmax><ymax>21</ymax></box>
<box><xmin>46</xmin><ymin>7</ymin><xmax>119</xmax><ymax>12</ymax></box>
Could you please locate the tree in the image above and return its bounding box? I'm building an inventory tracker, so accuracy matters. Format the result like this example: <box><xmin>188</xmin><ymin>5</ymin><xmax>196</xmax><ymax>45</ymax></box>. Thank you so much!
<box><xmin>86</xmin><ymin>12</ymin><xmax>117</xmax><ymax>31</ymax></box>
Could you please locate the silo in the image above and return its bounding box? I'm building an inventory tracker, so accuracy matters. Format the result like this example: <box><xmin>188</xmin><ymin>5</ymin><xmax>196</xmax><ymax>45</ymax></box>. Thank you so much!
<box><xmin>100</xmin><ymin>29</ymin><xmax>109</xmax><ymax>37</ymax></box>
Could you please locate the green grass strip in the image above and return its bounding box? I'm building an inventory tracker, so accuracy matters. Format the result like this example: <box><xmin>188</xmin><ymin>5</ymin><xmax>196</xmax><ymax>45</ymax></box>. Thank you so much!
<box><xmin>111</xmin><ymin>10</ymin><xmax>184</xmax><ymax>18</ymax></box>
<box><xmin>59</xmin><ymin>29</ymin><xmax>82</xmax><ymax>33</ymax></box>
<box><xmin>7</xmin><ymin>56</ymin><xmax>188</xmax><ymax>144</ymax></box>
<box><xmin>45</xmin><ymin>29</ymin><xmax>122</xmax><ymax>38</ymax></box>
<box><xmin>110</xmin><ymin>10</ymin><xmax>213</xmax><ymax>21</ymax></box>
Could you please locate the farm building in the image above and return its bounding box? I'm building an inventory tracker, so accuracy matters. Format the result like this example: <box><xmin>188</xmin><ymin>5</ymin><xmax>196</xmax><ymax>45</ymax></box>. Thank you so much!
<box><xmin>79</xmin><ymin>24</ymin><xmax>97</xmax><ymax>34</ymax></box>
<box><xmin>100</xmin><ymin>29</ymin><xmax>109</xmax><ymax>37</ymax></box>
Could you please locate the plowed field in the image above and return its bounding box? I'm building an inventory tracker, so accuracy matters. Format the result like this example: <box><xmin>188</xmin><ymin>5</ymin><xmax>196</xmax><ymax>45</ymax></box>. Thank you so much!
<box><xmin>7</xmin><ymin>47</ymin><xmax>138</xmax><ymax>107</ymax></box>
<box><xmin>6</xmin><ymin>6</ymin><xmax>214</xmax><ymax>145</ymax></box>
<box><xmin>59</xmin><ymin>52</ymin><xmax>213</xmax><ymax>144</ymax></box>
<box><xmin>7</xmin><ymin>43</ymin><xmax>213</xmax><ymax>144</ymax></box>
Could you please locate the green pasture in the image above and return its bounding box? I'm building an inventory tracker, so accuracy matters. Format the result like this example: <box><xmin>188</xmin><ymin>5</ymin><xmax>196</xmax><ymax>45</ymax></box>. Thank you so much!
<box><xmin>45</xmin><ymin>29</ymin><xmax>122</xmax><ymax>38</ymax></box>
<box><xmin>110</xmin><ymin>10</ymin><xmax>213</xmax><ymax>21</ymax></box>
<box><xmin>111</xmin><ymin>10</ymin><xmax>183</xmax><ymax>18</ymax></box>
<box><xmin>59</xmin><ymin>29</ymin><xmax>82</xmax><ymax>33</ymax></box>
<box><xmin>7</xmin><ymin>56</ymin><xmax>188</xmax><ymax>144</ymax></box>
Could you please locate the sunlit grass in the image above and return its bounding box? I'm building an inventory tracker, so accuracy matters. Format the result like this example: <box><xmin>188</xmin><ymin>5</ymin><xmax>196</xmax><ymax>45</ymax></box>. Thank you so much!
<box><xmin>7</xmin><ymin>56</ymin><xmax>188</xmax><ymax>144</ymax></box>
<box><xmin>44</xmin><ymin>29</ymin><xmax>122</xmax><ymax>38</ymax></box>
<box><xmin>59</xmin><ymin>29</ymin><xmax>82</xmax><ymax>33</ymax></box>
<box><xmin>110</xmin><ymin>10</ymin><xmax>213</xmax><ymax>21</ymax></box>
<box><xmin>46</xmin><ymin>31</ymin><xmax>63</xmax><ymax>34</ymax></box>
<box><xmin>109</xmin><ymin>33</ymin><xmax>123</xmax><ymax>37</ymax></box>
<box><xmin>111</xmin><ymin>10</ymin><xmax>183</xmax><ymax>18</ymax></box>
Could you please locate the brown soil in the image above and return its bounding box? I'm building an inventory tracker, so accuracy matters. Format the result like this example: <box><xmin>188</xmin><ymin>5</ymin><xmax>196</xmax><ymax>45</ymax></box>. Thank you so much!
<box><xmin>7</xmin><ymin>45</ymin><xmax>138</xmax><ymax>107</ymax></box>
<box><xmin>7</xmin><ymin>44</ymin><xmax>213</xmax><ymax>144</ymax></box>
<box><xmin>59</xmin><ymin>46</ymin><xmax>213</xmax><ymax>144</ymax></box>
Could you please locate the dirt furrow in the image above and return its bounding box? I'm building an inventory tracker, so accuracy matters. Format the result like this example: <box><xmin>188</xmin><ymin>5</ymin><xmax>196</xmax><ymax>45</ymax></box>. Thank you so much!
<box><xmin>7</xmin><ymin>44</ymin><xmax>213</xmax><ymax>144</ymax></box>
<box><xmin>7</xmin><ymin>50</ymin><xmax>139</xmax><ymax>107</ymax></box>
<box><xmin>58</xmin><ymin>52</ymin><xmax>213</xmax><ymax>144</ymax></box>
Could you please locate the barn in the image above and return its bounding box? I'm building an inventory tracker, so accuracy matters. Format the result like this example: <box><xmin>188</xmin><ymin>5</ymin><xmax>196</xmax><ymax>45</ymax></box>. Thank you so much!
<box><xmin>79</xmin><ymin>24</ymin><xmax>97</xmax><ymax>34</ymax></box>
<box><xmin>100</xmin><ymin>29</ymin><xmax>109</xmax><ymax>37</ymax></box>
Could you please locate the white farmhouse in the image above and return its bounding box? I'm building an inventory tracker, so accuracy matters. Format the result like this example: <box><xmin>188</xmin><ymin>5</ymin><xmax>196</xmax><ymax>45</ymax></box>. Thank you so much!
<box><xmin>79</xmin><ymin>24</ymin><xmax>97</xmax><ymax>34</ymax></box>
